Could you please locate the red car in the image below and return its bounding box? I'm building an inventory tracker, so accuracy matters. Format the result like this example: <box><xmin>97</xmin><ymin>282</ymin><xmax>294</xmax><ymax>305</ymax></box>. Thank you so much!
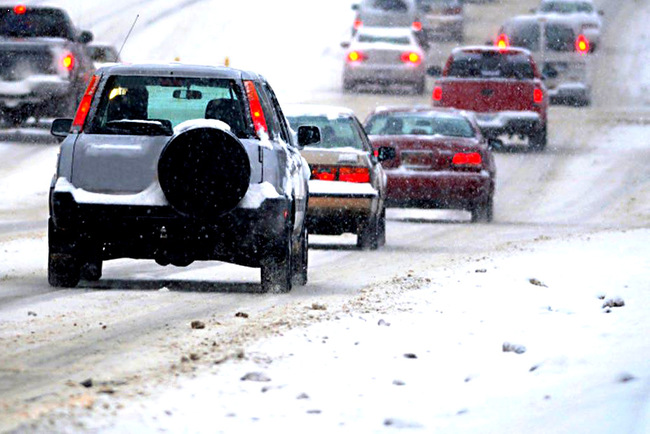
<box><xmin>365</xmin><ymin>107</ymin><xmax>496</xmax><ymax>222</ymax></box>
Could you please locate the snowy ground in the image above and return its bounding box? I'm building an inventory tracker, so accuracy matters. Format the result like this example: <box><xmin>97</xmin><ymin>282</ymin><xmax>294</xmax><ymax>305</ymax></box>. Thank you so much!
<box><xmin>1</xmin><ymin>0</ymin><xmax>649</xmax><ymax>432</ymax></box>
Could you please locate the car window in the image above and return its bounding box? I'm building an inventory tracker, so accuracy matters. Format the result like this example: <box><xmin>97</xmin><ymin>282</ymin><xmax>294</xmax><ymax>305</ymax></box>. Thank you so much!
<box><xmin>365</xmin><ymin>113</ymin><xmax>476</xmax><ymax>138</ymax></box>
<box><xmin>371</xmin><ymin>0</ymin><xmax>409</xmax><ymax>12</ymax></box>
<box><xmin>447</xmin><ymin>52</ymin><xmax>535</xmax><ymax>79</ymax></box>
<box><xmin>88</xmin><ymin>75</ymin><xmax>251</xmax><ymax>137</ymax></box>
<box><xmin>0</xmin><ymin>8</ymin><xmax>74</xmax><ymax>39</ymax></box>
<box><xmin>506</xmin><ymin>22</ymin><xmax>541</xmax><ymax>52</ymax></box>
<box><xmin>286</xmin><ymin>115</ymin><xmax>365</xmax><ymax>150</ymax></box>
<box><xmin>545</xmin><ymin>23</ymin><xmax>575</xmax><ymax>52</ymax></box>
<box><xmin>357</xmin><ymin>34</ymin><xmax>411</xmax><ymax>44</ymax></box>
<box><xmin>539</xmin><ymin>1</ymin><xmax>594</xmax><ymax>13</ymax></box>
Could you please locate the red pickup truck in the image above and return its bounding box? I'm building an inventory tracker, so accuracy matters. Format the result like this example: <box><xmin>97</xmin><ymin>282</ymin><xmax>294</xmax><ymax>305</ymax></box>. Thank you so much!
<box><xmin>431</xmin><ymin>46</ymin><xmax>548</xmax><ymax>150</ymax></box>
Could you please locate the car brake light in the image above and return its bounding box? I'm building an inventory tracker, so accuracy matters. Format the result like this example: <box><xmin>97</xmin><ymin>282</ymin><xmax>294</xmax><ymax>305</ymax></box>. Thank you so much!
<box><xmin>347</xmin><ymin>50</ymin><xmax>365</xmax><ymax>63</ymax></box>
<box><xmin>311</xmin><ymin>166</ymin><xmax>337</xmax><ymax>181</ymax></box>
<box><xmin>432</xmin><ymin>86</ymin><xmax>442</xmax><ymax>102</ymax></box>
<box><xmin>400</xmin><ymin>52</ymin><xmax>421</xmax><ymax>64</ymax></box>
<box><xmin>412</xmin><ymin>21</ymin><xmax>423</xmax><ymax>32</ymax></box>
<box><xmin>243</xmin><ymin>80</ymin><xmax>268</xmax><ymax>136</ymax></box>
<box><xmin>533</xmin><ymin>88</ymin><xmax>543</xmax><ymax>104</ymax></box>
<box><xmin>444</xmin><ymin>7</ymin><xmax>462</xmax><ymax>14</ymax></box>
<box><xmin>575</xmin><ymin>34</ymin><xmax>590</xmax><ymax>54</ymax></box>
<box><xmin>353</xmin><ymin>19</ymin><xmax>363</xmax><ymax>30</ymax></box>
<box><xmin>62</xmin><ymin>52</ymin><xmax>74</xmax><ymax>70</ymax></box>
<box><xmin>339</xmin><ymin>166</ymin><xmax>370</xmax><ymax>183</ymax></box>
<box><xmin>13</xmin><ymin>5</ymin><xmax>26</xmax><ymax>14</ymax></box>
<box><xmin>496</xmin><ymin>33</ymin><xmax>510</xmax><ymax>50</ymax></box>
<box><xmin>72</xmin><ymin>75</ymin><xmax>99</xmax><ymax>131</ymax></box>
<box><xmin>452</xmin><ymin>152</ymin><xmax>482</xmax><ymax>167</ymax></box>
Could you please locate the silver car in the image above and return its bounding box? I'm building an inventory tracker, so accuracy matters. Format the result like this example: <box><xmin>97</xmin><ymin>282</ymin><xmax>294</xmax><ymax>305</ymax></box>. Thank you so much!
<box><xmin>534</xmin><ymin>0</ymin><xmax>603</xmax><ymax>51</ymax></box>
<box><xmin>415</xmin><ymin>0</ymin><xmax>464</xmax><ymax>42</ymax></box>
<box><xmin>342</xmin><ymin>27</ymin><xmax>427</xmax><ymax>94</ymax></box>
<box><xmin>351</xmin><ymin>0</ymin><xmax>419</xmax><ymax>34</ymax></box>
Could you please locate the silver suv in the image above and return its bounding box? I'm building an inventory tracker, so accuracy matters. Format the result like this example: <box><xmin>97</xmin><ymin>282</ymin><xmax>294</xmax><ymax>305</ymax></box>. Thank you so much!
<box><xmin>48</xmin><ymin>64</ymin><xmax>319</xmax><ymax>293</ymax></box>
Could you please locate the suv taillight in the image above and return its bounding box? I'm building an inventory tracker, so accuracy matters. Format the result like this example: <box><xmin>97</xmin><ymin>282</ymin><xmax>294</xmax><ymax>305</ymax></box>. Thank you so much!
<box><xmin>72</xmin><ymin>74</ymin><xmax>99</xmax><ymax>131</ymax></box>
<box><xmin>575</xmin><ymin>34</ymin><xmax>590</xmax><ymax>54</ymax></box>
<box><xmin>62</xmin><ymin>52</ymin><xmax>74</xmax><ymax>70</ymax></box>
<box><xmin>412</xmin><ymin>21</ymin><xmax>423</xmax><ymax>32</ymax></box>
<box><xmin>347</xmin><ymin>51</ymin><xmax>365</xmax><ymax>63</ymax></box>
<box><xmin>496</xmin><ymin>33</ymin><xmax>510</xmax><ymax>50</ymax></box>
<box><xmin>14</xmin><ymin>5</ymin><xmax>26</xmax><ymax>14</ymax></box>
<box><xmin>432</xmin><ymin>86</ymin><xmax>442</xmax><ymax>103</ymax></box>
<box><xmin>533</xmin><ymin>88</ymin><xmax>544</xmax><ymax>104</ymax></box>
<box><xmin>244</xmin><ymin>80</ymin><xmax>268</xmax><ymax>136</ymax></box>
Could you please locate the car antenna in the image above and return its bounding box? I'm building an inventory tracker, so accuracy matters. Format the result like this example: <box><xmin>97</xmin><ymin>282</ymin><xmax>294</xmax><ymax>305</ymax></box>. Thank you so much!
<box><xmin>118</xmin><ymin>14</ymin><xmax>139</xmax><ymax>59</ymax></box>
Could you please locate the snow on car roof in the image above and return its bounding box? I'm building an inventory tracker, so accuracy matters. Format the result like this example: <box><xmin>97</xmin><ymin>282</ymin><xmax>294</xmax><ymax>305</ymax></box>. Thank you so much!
<box><xmin>283</xmin><ymin>104</ymin><xmax>356</xmax><ymax>120</ymax></box>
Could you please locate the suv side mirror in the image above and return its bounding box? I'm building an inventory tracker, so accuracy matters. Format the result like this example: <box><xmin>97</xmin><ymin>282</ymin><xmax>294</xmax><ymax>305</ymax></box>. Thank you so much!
<box><xmin>51</xmin><ymin>118</ymin><xmax>73</xmax><ymax>139</ymax></box>
<box><xmin>376</xmin><ymin>146</ymin><xmax>396</xmax><ymax>162</ymax></box>
<box><xmin>351</xmin><ymin>3</ymin><xmax>359</xmax><ymax>10</ymax></box>
<box><xmin>341</xmin><ymin>41</ymin><xmax>351</xmax><ymax>49</ymax></box>
<box><xmin>78</xmin><ymin>31</ymin><xmax>94</xmax><ymax>44</ymax></box>
<box><xmin>297</xmin><ymin>125</ymin><xmax>320</xmax><ymax>148</ymax></box>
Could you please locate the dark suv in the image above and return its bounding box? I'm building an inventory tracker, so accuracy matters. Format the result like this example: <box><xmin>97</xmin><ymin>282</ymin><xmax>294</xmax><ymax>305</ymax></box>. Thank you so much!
<box><xmin>0</xmin><ymin>5</ymin><xmax>95</xmax><ymax>126</ymax></box>
<box><xmin>49</xmin><ymin>64</ymin><xmax>318</xmax><ymax>293</ymax></box>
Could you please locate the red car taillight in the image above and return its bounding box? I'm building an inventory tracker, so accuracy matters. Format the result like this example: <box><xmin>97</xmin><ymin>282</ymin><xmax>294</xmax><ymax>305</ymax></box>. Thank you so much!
<box><xmin>72</xmin><ymin>74</ymin><xmax>99</xmax><ymax>131</ymax></box>
<box><xmin>244</xmin><ymin>80</ymin><xmax>268</xmax><ymax>136</ymax></box>
<box><xmin>575</xmin><ymin>34</ymin><xmax>590</xmax><ymax>54</ymax></box>
<box><xmin>533</xmin><ymin>88</ymin><xmax>544</xmax><ymax>104</ymax></box>
<box><xmin>311</xmin><ymin>165</ymin><xmax>370</xmax><ymax>183</ymax></box>
<box><xmin>412</xmin><ymin>21</ymin><xmax>423</xmax><ymax>32</ymax></box>
<box><xmin>444</xmin><ymin>7</ymin><xmax>462</xmax><ymax>14</ymax></box>
<box><xmin>353</xmin><ymin>19</ymin><xmax>363</xmax><ymax>30</ymax></box>
<box><xmin>400</xmin><ymin>52</ymin><xmax>421</xmax><ymax>65</ymax></box>
<box><xmin>452</xmin><ymin>152</ymin><xmax>482</xmax><ymax>167</ymax></box>
<box><xmin>14</xmin><ymin>4</ymin><xmax>26</xmax><ymax>14</ymax></box>
<box><xmin>496</xmin><ymin>33</ymin><xmax>510</xmax><ymax>50</ymax></box>
<box><xmin>432</xmin><ymin>86</ymin><xmax>443</xmax><ymax>102</ymax></box>
<box><xmin>347</xmin><ymin>50</ymin><xmax>365</xmax><ymax>63</ymax></box>
<box><xmin>61</xmin><ymin>52</ymin><xmax>75</xmax><ymax>70</ymax></box>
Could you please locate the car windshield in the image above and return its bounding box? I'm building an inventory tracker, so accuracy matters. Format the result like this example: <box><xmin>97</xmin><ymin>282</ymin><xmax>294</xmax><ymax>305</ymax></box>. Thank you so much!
<box><xmin>88</xmin><ymin>75</ymin><xmax>251</xmax><ymax>137</ymax></box>
<box><xmin>357</xmin><ymin>34</ymin><xmax>410</xmax><ymax>44</ymax></box>
<box><xmin>447</xmin><ymin>52</ymin><xmax>535</xmax><ymax>79</ymax></box>
<box><xmin>287</xmin><ymin>115</ymin><xmax>365</xmax><ymax>150</ymax></box>
<box><xmin>539</xmin><ymin>2</ymin><xmax>594</xmax><ymax>13</ymax></box>
<box><xmin>365</xmin><ymin>113</ymin><xmax>476</xmax><ymax>138</ymax></box>
<box><xmin>0</xmin><ymin>8</ymin><xmax>74</xmax><ymax>39</ymax></box>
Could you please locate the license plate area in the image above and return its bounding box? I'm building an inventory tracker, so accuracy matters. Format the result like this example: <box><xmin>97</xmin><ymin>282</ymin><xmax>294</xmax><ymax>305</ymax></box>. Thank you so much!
<box><xmin>400</xmin><ymin>150</ymin><xmax>435</xmax><ymax>170</ymax></box>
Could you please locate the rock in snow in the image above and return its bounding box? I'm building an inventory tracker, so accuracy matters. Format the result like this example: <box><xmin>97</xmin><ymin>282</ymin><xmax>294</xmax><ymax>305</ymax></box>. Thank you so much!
<box><xmin>502</xmin><ymin>342</ymin><xmax>527</xmax><ymax>354</ymax></box>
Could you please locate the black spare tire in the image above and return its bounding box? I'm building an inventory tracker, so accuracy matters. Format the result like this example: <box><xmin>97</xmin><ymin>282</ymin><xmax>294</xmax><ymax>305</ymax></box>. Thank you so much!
<box><xmin>158</xmin><ymin>126</ymin><xmax>251</xmax><ymax>219</ymax></box>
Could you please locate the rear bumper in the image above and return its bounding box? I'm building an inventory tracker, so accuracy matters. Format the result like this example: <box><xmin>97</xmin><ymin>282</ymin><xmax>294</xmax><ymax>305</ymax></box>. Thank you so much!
<box><xmin>385</xmin><ymin>169</ymin><xmax>492</xmax><ymax>209</ymax></box>
<box><xmin>343</xmin><ymin>64</ymin><xmax>425</xmax><ymax>85</ymax></box>
<box><xmin>548</xmin><ymin>83</ymin><xmax>590</xmax><ymax>105</ymax></box>
<box><xmin>50</xmin><ymin>184</ymin><xmax>290</xmax><ymax>268</ymax></box>
<box><xmin>474</xmin><ymin>111</ymin><xmax>544</xmax><ymax>138</ymax></box>
<box><xmin>0</xmin><ymin>76</ymin><xmax>73</xmax><ymax>111</ymax></box>
<box><xmin>307</xmin><ymin>181</ymin><xmax>379</xmax><ymax>235</ymax></box>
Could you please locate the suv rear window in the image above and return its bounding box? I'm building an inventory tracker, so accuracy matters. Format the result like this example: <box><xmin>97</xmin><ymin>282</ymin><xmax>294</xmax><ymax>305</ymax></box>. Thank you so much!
<box><xmin>0</xmin><ymin>8</ymin><xmax>74</xmax><ymax>39</ymax></box>
<box><xmin>370</xmin><ymin>0</ymin><xmax>409</xmax><ymax>11</ymax></box>
<box><xmin>504</xmin><ymin>21</ymin><xmax>576</xmax><ymax>52</ymax></box>
<box><xmin>447</xmin><ymin>52</ymin><xmax>535</xmax><ymax>79</ymax></box>
<box><xmin>539</xmin><ymin>1</ymin><xmax>594</xmax><ymax>13</ymax></box>
<box><xmin>357</xmin><ymin>34</ymin><xmax>410</xmax><ymax>44</ymax></box>
<box><xmin>88</xmin><ymin>75</ymin><xmax>251</xmax><ymax>138</ymax></box>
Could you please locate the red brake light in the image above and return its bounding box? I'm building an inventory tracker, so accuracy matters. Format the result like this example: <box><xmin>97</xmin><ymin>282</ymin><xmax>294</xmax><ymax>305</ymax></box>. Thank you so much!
<box><xmin>13</xmin><ymin>5</ymin><xmax>26</xmax><ymax>14</ymax></box>
<box><xmin>533</xmin><ymin>88</ymin><xmax>543</xmax><ymax>104</ymax></box>
<box><xmin>496</xmin><ymin>33</ymin><xmax>510</xmax><ymax>50</ymax></box>
<box><xmin>72</xmin><ymin>75</ymin><xmax>99</xmax><ymax>131</ymax></box>
<box><xmin>347</xmin><ymin>50</ymin><xmax>365</xmax><ymax>63</ymax></box>
<box><xmin>62</xmin><ymin>53</ymin><xmax>74</xmax><ymax>70</ymax></box>
<box><xmin>311</xmin><ymin>166</ymin><xmax>337</xmax><ymax>181</ymax></box>
<box><xmin>432</xmin><ymin>86</ymin><xmax>442</xmax><ymax>102</ymax></box>
<box><xmin>412</xmin><ymin>21</ymin><xmax>423</xmax><ymax>32</ymax></box>
<box><xmin>400</xmin><ymin>52</ymin><xmax>421</xmax><ymax>65</ymax></box>
<box><xmin>339</xmin><ymin>167</ymin><xmax>370</xmax><ymax>183</ymax></box>
<box><xmin>353</xmin><ymin>19</ymin><xmax>363</xmax><ymax>30</ymax></box>
<box><xmin>576</xmin><ymin>34</ymin><xmax>590</xmax><ymax>54</ymax></box>
<box><xmin>244</xmin><ymin>80</ymin><xmax>268</xmax><ymax>136</ymax></box>
<box><xmin>452</xmin><ymin>152</ymin><xmax>482</xmax><ymax>167</ymax></box>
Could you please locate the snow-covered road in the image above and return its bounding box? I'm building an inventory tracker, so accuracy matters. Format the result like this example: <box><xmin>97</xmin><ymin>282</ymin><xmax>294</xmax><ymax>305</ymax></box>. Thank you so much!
<box><xmin>0</xmin><ymin>0</ymin><xmax>649</xmax><ymax>432</ymax></box>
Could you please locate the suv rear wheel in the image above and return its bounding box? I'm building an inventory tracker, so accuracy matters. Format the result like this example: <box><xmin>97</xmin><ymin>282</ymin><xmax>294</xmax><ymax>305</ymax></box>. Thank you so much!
<box><xmin>471</xmin><ymin>196</ymin><xmax>494</xmax><ymax>223</ymax></box>
<box><xmin>48</xmin><ymin>219</ymin><xmax>81</xmax><ymax>288</ymax></box>
<box><xmin>292</xmin><ymin>226</ymin><xmax>308</xmax><ymax>286</ymax></box>
<box><xmin>261</xmin><ymin>228</ymin><xmax>293</xmax><ymax>293</ymax></box>
<box><xmin>530</xmin><ymin>126</ymin><xmax>547</xmax><ymax>151</ymax></box>
<box><xmin>357</xmin><ymin>216</ymin><xmax>379</xmax><ymax>250</ymax></box>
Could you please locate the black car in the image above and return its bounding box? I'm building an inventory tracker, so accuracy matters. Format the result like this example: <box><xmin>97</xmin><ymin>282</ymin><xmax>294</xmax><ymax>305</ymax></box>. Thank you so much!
<box><xmin>49</xmin><ymin>64</ymin><xmax>318</xmax><ymax>293</ymax></box>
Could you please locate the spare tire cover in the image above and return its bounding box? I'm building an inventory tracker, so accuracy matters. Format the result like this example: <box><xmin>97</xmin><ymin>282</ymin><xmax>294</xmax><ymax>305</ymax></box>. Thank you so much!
<box><xmin>158</xmin><ymin>126</ymin><xmax>251</xmax><ymax>219</ymax></box>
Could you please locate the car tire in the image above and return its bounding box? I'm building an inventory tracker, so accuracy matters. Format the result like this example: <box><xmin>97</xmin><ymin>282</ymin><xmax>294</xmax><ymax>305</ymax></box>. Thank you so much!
<box><xmin>4</xmin><ymin>109</ymin><xmax>28</xmax><ymax>128</ymax></box>
<box><xmin>48</xmin><ymin>219</ymin><xmax>81</xmax><ymax>288</ymax></box>
<box><xmin>343</xmin><ymin>79</ymin><xmax>355</xmax><ymax>92</ymax></box>
<box><xmin>530</xmin><ymin>126</ymin><xmax>547</xmax><ymax>151</ymax></box>
<box><xmin>471</xmin><ymin>196</ymin><xmax>494</xmax><ymax>223</ymax></box>
<box><xmin>415</xmin><ymin>78</ymin><xmax>426</xmax><ymax>95</ymax></box>
<box><xmin>80</xmin><ymin>258</ymin><xmax>103</xmax><ymax>281</ymax></box>
<box><xmin>261</xmin><ymin>228</ymin><xmax>293</xmax><ymax>293</ymax></box>
<box><xmin>357</xmin><ymin>216</ymin><xmax>379</xmax><ymax>250</ymax></box>
<box><xmin>377</xmin><ymin>206</ymin><xmax>387</xmax><ymax>247</ymax></box>
<box><xmin>292</xmin><ymin>226</ymin><xmax>308</xmax><ymax>286</ymax></box>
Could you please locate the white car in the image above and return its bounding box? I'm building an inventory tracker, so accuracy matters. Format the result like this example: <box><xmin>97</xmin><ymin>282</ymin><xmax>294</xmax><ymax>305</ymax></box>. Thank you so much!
<box><xmin>534</xmin><ymin>0</ymin><xmax>603</xmax><ymax>51</ymax></box>
<box><xmin>342</xmin><ymin>27</ymin><xmax>427</xmax><ymax>94</ymax></box>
